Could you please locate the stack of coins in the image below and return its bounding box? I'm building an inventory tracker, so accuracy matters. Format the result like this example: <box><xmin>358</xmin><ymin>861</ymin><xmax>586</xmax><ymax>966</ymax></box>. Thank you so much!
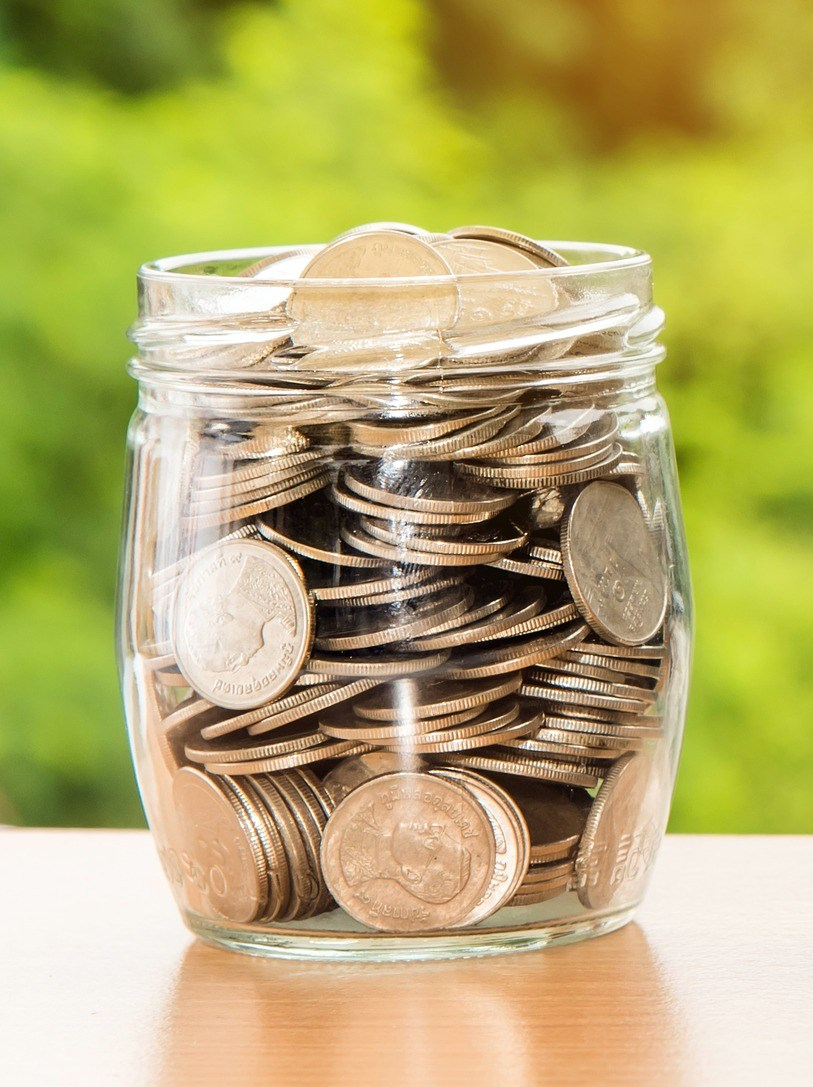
<box><xmin>139</xmin><ymin>223</ymin><xmax>671</xmax><ymax>933</ymax></box>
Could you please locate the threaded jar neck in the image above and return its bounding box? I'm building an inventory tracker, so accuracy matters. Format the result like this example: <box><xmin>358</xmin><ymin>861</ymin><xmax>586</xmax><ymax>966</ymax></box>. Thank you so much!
<box><xmin>128</xmin><ymin>241</ymin><xmax>663</xmax><ymax>402</ymax></box>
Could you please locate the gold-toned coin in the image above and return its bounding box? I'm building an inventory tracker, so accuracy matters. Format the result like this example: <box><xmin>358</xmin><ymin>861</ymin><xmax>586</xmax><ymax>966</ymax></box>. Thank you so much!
<box><xmin>187</xmin><ymin>726</ymin><xmax>326</xmax><ymax>767</ymax></box>
<box><xmin>218</xmin><ymin>774</ymin><xmax>292</xmax><ymax>923</ymax></box>
<box><xmin>171</xmin><ymin>539</ymin><xmax>313</xmax><ymax>711</ymax></box>
<box><xmin>339</xmin><ymin>523</ymin><xmax>506</xmax><ymax>568</ymax></box>
<box><xmin>519</xmin><ymin>680</ymin><xmax>651</xmax><ymax>716</ymax></box>
<box><xmin>489</xmin><ymin>552</ymin><xmax>565</xmax><ymax>580</ymax></box>
<box><xmin>320</xmin><ymin>771</ymin><xmax>497</xmax><ymax>932</ymax></box>
<box><xmin>479</xmin><ymin>601</ymin><xmax>580</xmax><ymax>642</ymax></box>
<box><xmin>561</xmin><ymin>482</ymin><xmax>668</xmax><ymax>646</ymax></box>
<box><xmin>357</xmin><ymin>516</ymin><xmax>527</xmax><ymax>558</ymax></box>
<box><xmin>258</xmin><ymin>494</ymin><xmax>386</xmax><ymax>568</ymax></box>
<box><xmin>349</xmin><ymin>407</ymin><xmax>501</xmax><ymax>448</ymax></box>
<box><xmin>410</xmin><ymin>586</ymin><xmax>544</xmax><ymax>651</ymax></box>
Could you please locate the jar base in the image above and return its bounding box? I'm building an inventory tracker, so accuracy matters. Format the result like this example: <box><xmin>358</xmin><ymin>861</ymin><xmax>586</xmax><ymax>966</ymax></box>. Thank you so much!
<box><xmin>184</xmin><ymin>903</ymin><xmax>639</xmax><ymax>962</ymax></box>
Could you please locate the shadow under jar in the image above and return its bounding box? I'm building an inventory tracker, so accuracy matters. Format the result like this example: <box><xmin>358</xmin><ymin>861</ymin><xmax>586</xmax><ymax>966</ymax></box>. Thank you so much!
<box><xmin>118</xmin><ymin>226</ymin><xmax>692</xmax><ymax>961</ymax></box>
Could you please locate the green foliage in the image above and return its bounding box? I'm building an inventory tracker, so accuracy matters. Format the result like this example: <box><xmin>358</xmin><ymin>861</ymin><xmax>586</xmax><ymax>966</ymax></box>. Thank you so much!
<box><xmin>0</xmin><ymin>0</ymin><xmax>811</xmax><ymax>830</ymax></box>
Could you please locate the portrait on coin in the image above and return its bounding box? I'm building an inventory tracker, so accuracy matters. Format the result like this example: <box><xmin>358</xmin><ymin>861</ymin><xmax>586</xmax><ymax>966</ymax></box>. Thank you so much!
<box><xmin>340</xmin><ymin>801</ymin><xmax>473</xmax><ymax>904</ymax></box>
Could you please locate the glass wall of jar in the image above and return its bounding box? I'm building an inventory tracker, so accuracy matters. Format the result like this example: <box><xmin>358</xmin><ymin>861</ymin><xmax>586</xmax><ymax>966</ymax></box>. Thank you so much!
<box><xmin>118</xmin><ymin>230</ymin><xmax>692</xmax><ymax>960</ymax></box>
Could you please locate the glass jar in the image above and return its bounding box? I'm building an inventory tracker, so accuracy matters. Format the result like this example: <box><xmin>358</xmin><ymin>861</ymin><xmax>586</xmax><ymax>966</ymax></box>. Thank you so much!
<box><xmin>118</xmin><ymin>228</ymin><xmax>692</xmax><ymax>961</ymax></box>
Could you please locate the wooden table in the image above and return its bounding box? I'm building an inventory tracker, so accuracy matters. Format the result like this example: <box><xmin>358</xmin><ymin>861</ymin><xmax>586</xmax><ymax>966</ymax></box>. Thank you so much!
<box><xmin>0</xmin><ymin>831</ymin><xmax>810</xmax><ymax>1086</ymax></box>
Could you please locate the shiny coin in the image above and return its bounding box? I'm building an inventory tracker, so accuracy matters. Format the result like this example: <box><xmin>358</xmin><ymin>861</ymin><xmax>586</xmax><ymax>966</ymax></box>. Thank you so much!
<box><xmin>307</xmin><ymin>564</ymin><xmax>435</xmax><ymax>602</ymax></box>
<box><xmin>171</xmin><ymin>539</ymin><xmax>313</xmax><ymax>711</ymax></box>
<box><xmin>442</xmin><ymin>750</ymin><xmax>602</xmax><ymax>788</ymax></box>
<box><xmin>444</xmin><ymin>621</ymin><xmax>588</xmax><ymax>680</ymax></box>
<box><xmin>218</xmin><ymin>775</ymin><xmax>291</xmax><ymax>923</ymax></box>
<box><xmin>340</xmin><ymin>523</ymin><xmax>504</xmax><ymax>568</ymax></box>
<box><xmin>320</xmin><ymin>771</ymin><xmax>497</xmax><ymax>932</ymax></box>
<box><xmin>258</xmin><ymin>494</ymin><xmax>386</xmax><ymax>569</ymax></box>
<box><xmin>448</xmin><ymin>225</ymin><xmax>569</xmax><ymax>269</ymax></box>
<box><xmin>303</xmin><ymin>648</ymin><xmax>450</xmax><ymax>679</ymax></box>
<box><xmin>243</xmin><ymin>678</ymin><xmax>383</xmax><ymax>736</ymax></box>
<box><xmin>314</xmin><ymin>587</ymin><xmax>471</xmax><ymax>651</ymax></box>
<box><xmin>188</xmin><ymin>469</ymin><xmax>329</xmax><ymax>527</ymax></box>
<box><xmin>575</xmin><ymin>751</ymin><xmax>664</xmax><ymax>909</ymax></box>
<box><xmin>519</xmin><ymin>681</ymin><xmax>651</xmax><ymax>716</ymax></box>
<box><xmin>343</xmin><ymin>461</ymin><xmax>517</xmax><ymax>517</ymax></box>
<box><xmin>203</xmin><ymin>737</ymin><xmax>373</xmax><ymax>776</ymax></box>
<box><xmin>187</xmin><ymin>726</ymin><xmax>326</xmax><ymax>767</ymax></box>
<box><xmin>489</xmin><ymin>552</ymin><xmax>565</xmax><ymax>580</ymax></box>
<box><xmin>561</xmin><ymin>482</ymin><xmax>668</xmax><ymax>646</ymax></box>
<box><xmin>352</xmin><ymin>674</ymin><xmax>522</xmax><ymax>722</ymax></box>
<box><xmin>288</xmin><ymin>231</ymin><xmax>459</xmax><ymax>344</ymax></box>
<box><xmin>331</xmin><ymin>479</ymin><xmax>494</xmax><ymax>527</ymax></box>
<box><xmin>411</xmin><ymin>586</ymin><xmax>544</xmax><ymax>651</ymax></box>
<box><xmin>357</xmin><ymin>516</ymin><xmax>526</xmax><ymax>558</ymax></box>
<box><xmin>319</xmin><ymin>705</ymin><xmax>485</xmax><ymax>742</ymax></box>
<box><xmin>349</xmin><ymin>407</ymin><xmax>501</xmax><ymax>449</ymax></box>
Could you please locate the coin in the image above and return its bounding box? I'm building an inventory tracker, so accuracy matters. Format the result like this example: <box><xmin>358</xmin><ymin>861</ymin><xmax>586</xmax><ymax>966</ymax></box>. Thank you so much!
<box><xmin>444</xmin><ymin>620</ymin><xmax>589</xmax><ymax>680</ymax></box>
<box><xmin>574</xmin><ymin>751</ymin><xmax>664</xmax><ymax>909</ymax></box>
<box><xmin>203</xmin><ymin>737</ymin><xmax>373</xmax><ymax>776</ymax></box>
<box><xmin>357</xmin><ymin>516</ymin><xmax>527</xmax><ymax>558</ymax></box>
<box><xmin>448</xmin><ymin>225</ymin><xmax>569</xmax><ymax>269</ymax></box>
<box><xmin>303</xmin><ymin>648</ymin><xmax>450</xmax><ymax>679</ymax></box>
<box><xmin>172</xmin><ymin>768</ymin><xmax>266</xmax><ymax>923</ymax></box>
<box><xmin>350</xmin><ymin>407</ymin><xmax>502</xmax><ymax>449</ymax></box>
<box><xmin>221</xmin><ymin>774</ymin><xmax>291</xmax><ymax>922</ymax></box>
<box><xmin>188</xmin><ymin>469</ymin><xmax>329</xmax><ymax>527</ymax></box>
<box><xmin>307</xmin><ymin>564</ymin><xmax>436</xmax><ymax>602</ymax></box>
<box><xmin>258</xmin><ymin>493</ymin><xmax>386</xmax><ymax>568</ymax></box>
<box><xmin>504</xmin><ymin>779</ymin><xmax>591</xmax><ymax>865</ymax></box>
<box><xmin>314</xmin><ymin>587</ymin><xmax>471</xmax><ymax>651</ymax></box>
<box><xmin>352</xmin><ymin>674</ymin><xmax>522</xmax><ymax>722</ymax></box>
<box><xmin>431</xmin><ymin>769</ymin><xmax>530</xmax><ymax>923</ymax></box>
<box><xmin>442</xmin><ymin>750</ymin><xmax>602</xmax><ymax>788</ymax></box>
<box><xmin>342</xmin><ymin>461</ymin><xmax>517</xmax><ymax>517</ymax></box>
<box><xmin>411</xmin><ymin>586</ymin><xmax>545</xmax><ymax>651</ymax></box>
<box><xmin>561</xmin><ymin>482</ymin><xmax>668</xmax><ymax>646</ymax></box>
<box><xmin>171</xmin><ymin>539</ymin><xmax>313</xmax><ymax>710</ymax></box>
<box><xmin>321</xmin><ymin>752</ymin><xmax>428</xmax><ymax>805</ymax></box>
<box><xmin>245</xmin><ymin>678</ymin><xmax>382</xmax><ymax>736</ymax></box>
<box><xmin>320</xmin><ymin>771</ymin><xmax>497</xmax><ymax>932</ymax></box>
<box><xmin>288</xmin><ymin>231</ymin><xmax>459</xmax><ymax>344</ymax></box>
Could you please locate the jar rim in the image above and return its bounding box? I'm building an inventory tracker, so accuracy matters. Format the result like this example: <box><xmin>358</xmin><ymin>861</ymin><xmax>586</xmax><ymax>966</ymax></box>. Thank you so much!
<box><xmin>138</xmin><ymin>240</ymin><xmax>650</xmax><ymax>288</ymax></box>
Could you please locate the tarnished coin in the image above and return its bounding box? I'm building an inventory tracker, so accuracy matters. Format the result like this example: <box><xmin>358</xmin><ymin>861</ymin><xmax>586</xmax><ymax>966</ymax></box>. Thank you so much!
<box><xmin>172</xmin><ymin>768</ymin><xmax>265</xmax><ymax>923</ymax></box>
<box><xmin>320</xmin><ymin>771</ymin><xmax>497</xmax><ymax>932</ymax></box>
<box><xmin>171</xmin><ymin>539</ymin><xmax>313</xmax><ymax>710</ymax></box>
<box><xmin>288</xmin><ymin>230</ymin><xmax>459</xmax><ymax>344</ymax></box>
<box><xmin>432</xmin><ymin>769</ymin><xmax>530</xmax><ymax>923</ymax></box>
<box><xmin>561</xmin><ymin>482</ymin><xmax>668</xmax><ymax>646</ymax></box>
<box><xmin>575</xmin><ymin>751</ymin><xmax>664</xmax><ymax>909</ymax></box>
<box><xmin>322</xmin><ymin>752</ymin><xmax>428</xmax><ymax>805</ymax></box>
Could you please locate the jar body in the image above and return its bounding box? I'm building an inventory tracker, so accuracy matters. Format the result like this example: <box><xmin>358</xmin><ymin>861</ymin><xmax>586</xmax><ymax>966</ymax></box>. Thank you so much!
<box><xmin>118</xmin><ymin>244</ymin><xmax>692</xmax><ymax>959</ymax></box>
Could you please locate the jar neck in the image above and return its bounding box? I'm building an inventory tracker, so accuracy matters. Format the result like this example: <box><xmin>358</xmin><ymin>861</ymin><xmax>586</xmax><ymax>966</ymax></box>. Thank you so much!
<box><xmin>128</xmin><ymin>241</ymin><xmax>664</xmax><ymax>408</ymax></box>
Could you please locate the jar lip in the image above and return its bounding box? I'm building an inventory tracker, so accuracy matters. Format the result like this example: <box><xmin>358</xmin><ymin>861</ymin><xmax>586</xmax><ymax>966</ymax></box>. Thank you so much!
<box><xmin>138</xmin><ymin>240</ymin><xmax>651</xmax><ymax>287</ymax></box>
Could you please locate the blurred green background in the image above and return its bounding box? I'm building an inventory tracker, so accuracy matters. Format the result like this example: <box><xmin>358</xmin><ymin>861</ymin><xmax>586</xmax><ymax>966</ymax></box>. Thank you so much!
<box><xmin>1</xmin><ymin>0</ymin><xmax>811</xmax><ymax>831</ymax></box>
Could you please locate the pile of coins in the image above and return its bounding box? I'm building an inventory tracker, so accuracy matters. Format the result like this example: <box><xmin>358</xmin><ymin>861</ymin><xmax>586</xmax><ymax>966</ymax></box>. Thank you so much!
<box><xmin>137</xmin><ymin>223</ymin><xmax>671</xmax><ymax>934</ymax></box>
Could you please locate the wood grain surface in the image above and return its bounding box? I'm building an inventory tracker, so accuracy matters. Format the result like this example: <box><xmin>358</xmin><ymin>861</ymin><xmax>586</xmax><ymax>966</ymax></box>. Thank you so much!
<box><xmin>0</xmin><ymin>830</ymin><xmax>810</xmax><ymax>1086</ymax></box>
